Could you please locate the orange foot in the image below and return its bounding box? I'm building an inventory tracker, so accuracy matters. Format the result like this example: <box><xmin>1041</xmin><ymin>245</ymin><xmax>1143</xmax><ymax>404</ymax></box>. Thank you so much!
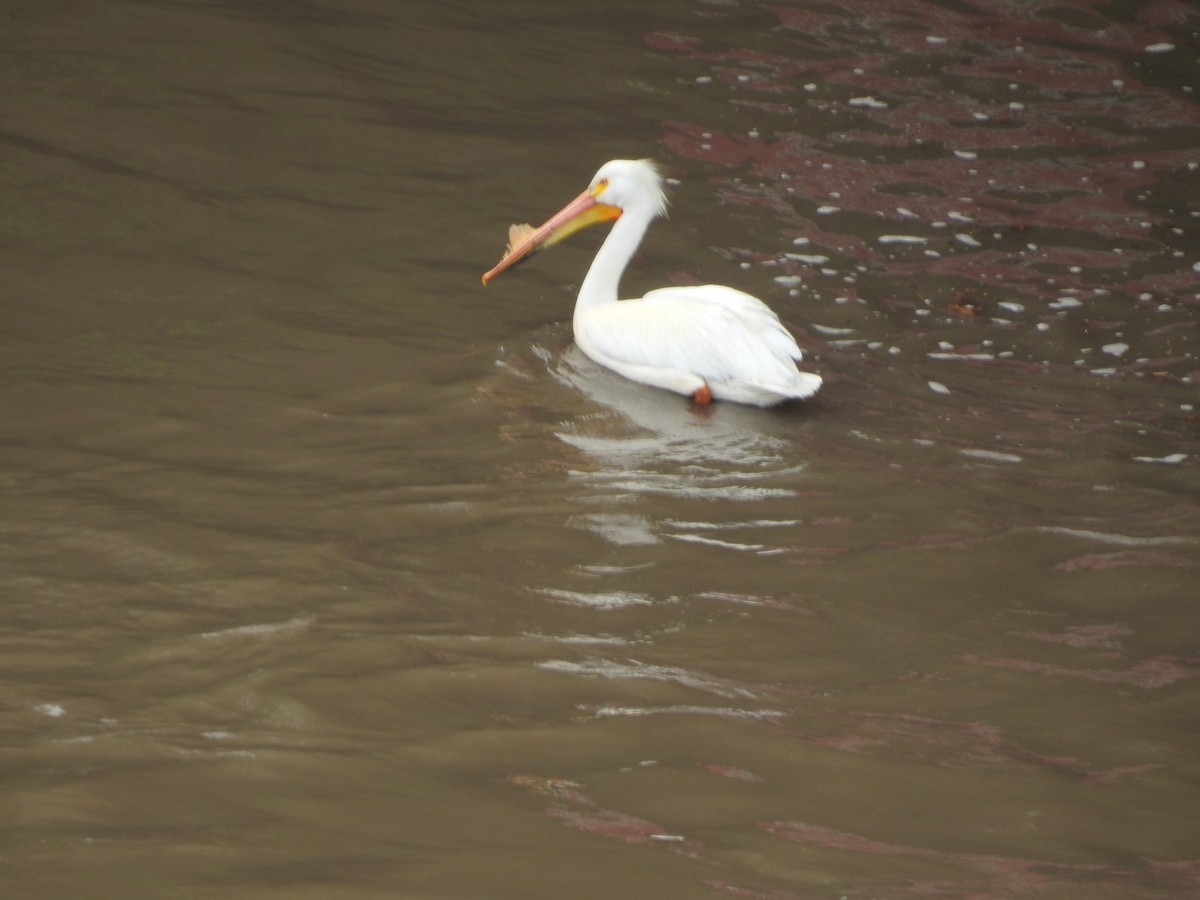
<box><xmin>692</xmin><ymin>384</ymin><xmax>713</xmax><ymax>406</ymax></box>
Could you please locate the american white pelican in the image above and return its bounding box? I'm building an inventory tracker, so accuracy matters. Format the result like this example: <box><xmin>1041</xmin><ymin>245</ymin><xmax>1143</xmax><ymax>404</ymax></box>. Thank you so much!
<box><xmin>482</xmin><ymin>159</ymin><xmax>822</xmax><ymax>407</ymax></box>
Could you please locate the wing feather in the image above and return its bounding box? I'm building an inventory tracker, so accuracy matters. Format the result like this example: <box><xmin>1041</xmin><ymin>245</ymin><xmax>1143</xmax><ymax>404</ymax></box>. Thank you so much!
<box><xmin>578</xmin><ymin>285</ymin><xmax>805</xmax><ymax>388</ymax></box>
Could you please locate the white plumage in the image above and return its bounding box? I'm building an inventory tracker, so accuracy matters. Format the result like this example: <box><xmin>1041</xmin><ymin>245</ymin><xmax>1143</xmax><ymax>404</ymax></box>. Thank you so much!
<box><xmin>483</xmin><ymin>159</ymin><xmax>821</xmax><ymax>407</ymax></box>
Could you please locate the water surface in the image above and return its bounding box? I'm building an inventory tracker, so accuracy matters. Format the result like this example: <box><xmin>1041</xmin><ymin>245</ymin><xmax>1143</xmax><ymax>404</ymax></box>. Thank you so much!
<box><xmin>2</xmin><ymin>1</ymin><xmax>1198</xmax><ymax>897</ymax></box>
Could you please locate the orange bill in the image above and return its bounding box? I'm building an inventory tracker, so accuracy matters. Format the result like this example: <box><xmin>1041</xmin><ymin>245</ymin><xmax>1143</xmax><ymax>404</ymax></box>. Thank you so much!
<box><xmin>482</xmin><ymin>186</ymin><xmax>622</xmax><ymax>284</ymax></box>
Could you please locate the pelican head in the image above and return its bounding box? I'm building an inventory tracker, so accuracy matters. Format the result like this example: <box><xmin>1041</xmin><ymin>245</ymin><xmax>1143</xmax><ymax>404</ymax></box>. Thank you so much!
<box><xmin>482</xmin><ymin>159</ymin><xmax>668</xmax><ymax>284</ymax></box>
<box><xmin>588</xmin><ymin>159</ymin><xmax>669</xmax><ymax>220</ymax></box>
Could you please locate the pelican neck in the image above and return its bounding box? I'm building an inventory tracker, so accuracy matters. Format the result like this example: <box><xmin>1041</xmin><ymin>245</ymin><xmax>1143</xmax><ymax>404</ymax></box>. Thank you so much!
<box><xmin>574</xmin><ymin>205</ymin><xmax>654</xmax><ymax>314</ymax></box>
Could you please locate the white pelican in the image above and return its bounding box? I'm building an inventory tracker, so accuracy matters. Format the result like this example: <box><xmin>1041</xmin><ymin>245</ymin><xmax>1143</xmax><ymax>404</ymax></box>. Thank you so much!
<box><xmin>482</xmin><ymin>159</ymin><xmax>822</xmax><ymax>406</ymax></box>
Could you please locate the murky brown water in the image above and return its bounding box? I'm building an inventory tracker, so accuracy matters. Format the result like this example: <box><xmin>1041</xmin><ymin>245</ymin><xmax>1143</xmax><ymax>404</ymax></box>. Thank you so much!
<box><xmin>3</xmin><ymin>1</ymin><xmax>1198</xmax><ymax>897</ymax></box>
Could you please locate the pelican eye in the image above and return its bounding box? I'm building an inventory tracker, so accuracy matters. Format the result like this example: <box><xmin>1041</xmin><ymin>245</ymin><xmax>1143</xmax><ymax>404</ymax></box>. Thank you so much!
<box><xmin>592</xmin><ymin>177</ymin><xmax>610</xmax><ymax>196</ymax></box>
